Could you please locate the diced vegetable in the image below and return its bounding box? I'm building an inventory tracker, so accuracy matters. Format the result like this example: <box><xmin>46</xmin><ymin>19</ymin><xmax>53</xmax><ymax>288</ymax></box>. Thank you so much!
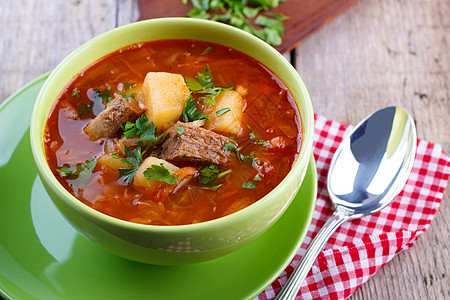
<box><xmin>98</xmin><ymin>154</ymin><xmax>131</xmax><ymax>170</ymax></box>
<box><xmin>143</xmin><ymin>72</ymin><xmax>190</xmax><ymax>130</ymax></box>
<box><xmin>133</xmin><ymin>156</ymin><xmax>179</xmax><ymax>189</ymax></box>
<box><xmin>204</xmin><ymin>90</ymin><xmax>246</xmax><ymax>135</ymax></box>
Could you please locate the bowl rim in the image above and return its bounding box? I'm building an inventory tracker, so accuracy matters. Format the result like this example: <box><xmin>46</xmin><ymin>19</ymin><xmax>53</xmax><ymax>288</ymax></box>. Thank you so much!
<box><xmin>30</xmin><ymin>17</ymin><xmax>314</xmax><ymax>234</ymax></box>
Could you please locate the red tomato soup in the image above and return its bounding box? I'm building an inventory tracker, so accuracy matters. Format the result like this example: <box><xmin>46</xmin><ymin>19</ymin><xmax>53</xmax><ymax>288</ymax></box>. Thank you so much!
<box><xmin>44</xmin><ymin>40</ymin><xmax>302</xmax><ymax>225</ymax></box>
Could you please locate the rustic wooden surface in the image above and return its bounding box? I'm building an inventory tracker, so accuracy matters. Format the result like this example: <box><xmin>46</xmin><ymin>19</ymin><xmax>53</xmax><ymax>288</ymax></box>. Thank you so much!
<box><xmin>0</xmin><ymin>0</ymin><xmax>448</xmax><ymax>299</ymax></box>
<box><xmin>136</xmin><ymin>0</ymin><xmax>360</xmax><ymax>53</ymax></box>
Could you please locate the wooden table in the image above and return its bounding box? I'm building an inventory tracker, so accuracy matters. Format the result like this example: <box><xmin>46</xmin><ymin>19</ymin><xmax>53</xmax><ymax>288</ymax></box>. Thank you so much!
<box><xmin>1</xmin><ymin>0</ymin><xmax>448</xmax><ymax>299</ymax></box>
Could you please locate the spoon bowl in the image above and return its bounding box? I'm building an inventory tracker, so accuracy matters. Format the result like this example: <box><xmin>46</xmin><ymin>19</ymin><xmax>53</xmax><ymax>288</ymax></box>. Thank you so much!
<box><xmin>328</xmin><ymin>106</ymin><xmax>417</xmax><ymax>217</ymax></box>
<box><xmin>276</xmin><ymin>106</ymin><xmax>416</xmax><ymax>299</ymax></box>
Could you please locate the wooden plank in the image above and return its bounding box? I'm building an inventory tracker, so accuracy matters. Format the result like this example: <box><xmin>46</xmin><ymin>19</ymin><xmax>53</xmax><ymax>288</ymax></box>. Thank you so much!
<box><xmin>294</xmin><ymin>0</ymin><xmax>450</xmax><ymax>299</ymax></box>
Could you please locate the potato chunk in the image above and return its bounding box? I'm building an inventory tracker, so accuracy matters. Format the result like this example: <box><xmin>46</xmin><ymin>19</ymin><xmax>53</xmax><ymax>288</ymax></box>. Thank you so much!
<box><xmin>132</xmin><ymin>157</ymin><xmax>179</xmax><ymax>189</ymax></box>
<box><xmin>143</xmin><ymin>72</ymin><xmax>190</xmax><ymax>130</ymax></box>
<box><xmin>204</xmin><ymin>90</ymin><xmax>245</xmax><ymax>136</ymax></box>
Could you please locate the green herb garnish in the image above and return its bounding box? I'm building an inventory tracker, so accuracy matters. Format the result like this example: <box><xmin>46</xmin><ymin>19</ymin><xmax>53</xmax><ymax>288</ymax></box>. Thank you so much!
<box><xmin>201</xmin><ymin>46</ymin><xmax>213</xmax><ymax>55</ymax></box>
<box><xmin>216</xmin><ymin>107</ymin><xmax>231</xmax><ymax>116</ymax></box>
<box><xmin>56</xmin><ymin>157</ymin><xmax>97</xmax><ymax>188</ymax></box>
<box><xmin>122</xmin><ymin>114</ymin><xmax>164</xmax><ymax>152</ymax></box>
<box><xmin>184</xmin><ymin>64</ymin><xmax>233</xmax><ymax>106</ymax></box>
<box><xmin>114</xmin><ymin>146</ymin><xmax>143</xmax><ymax>185</ymax></box>
<box><xmin>71</xmin><ymin>88</ymin><xmax>81</xmax><ymax>98</ymax></box>
<box><xmin>182</xmin><ymin>95</ymin><xmax>210</xmax><ymax>122</ymax></box>
<box><xmin>123</xmin><ymin>83</ymin><xmax>136</xmax><ymax>90</ymax></box>
<box><xmin>183</xmin><ymin>0</ymin><xmax>289</xmax><ymax>46</ymax></box>
<box><xmin>199</xmin><ymin>184</ymin><xmax>223</xmax><ymax>191</ymax></box>
<box><xmin>120</xmin><ymin>92</ymin><xmax>136</xmax><ymax>100</ymax></box>
<box><xmin>177</xmin><ymin>125</ymin><xmax>185</xmax><ymax>135</ymax></box>
<box><xmin>198</xmin><ymin>164</ymin><xmax>220</xmax><ymax>185</ymax></box>
<box><xmin>248</xmin><ymin>125</ymin><xmax>270</xmax><ymax>147</ymax></box>
<box><xmin>223</xmin><ymin>143</ymin><xmax>255</xmax><ymax>166</ymax></box>
<box><xmin>198</xmin><ymin>165</ymin><xmax>232</xmax><ymax>186</ymax></box>
<box><xmin>242</xmin><ymin>174</ymin><xmax>262</xmax><ymax>190</ymax></box>
<box><xmin>144</xmin><ymin>163</ymin><xmax>179</xmax><ymax>185</ymax></box>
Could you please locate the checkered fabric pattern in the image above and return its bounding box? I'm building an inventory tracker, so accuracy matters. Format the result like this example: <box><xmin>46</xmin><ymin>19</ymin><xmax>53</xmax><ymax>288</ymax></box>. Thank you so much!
<box><xmin>256</xmin><ymin>114</ymin><xmax>450</xmax><ymax>300</ymax></box>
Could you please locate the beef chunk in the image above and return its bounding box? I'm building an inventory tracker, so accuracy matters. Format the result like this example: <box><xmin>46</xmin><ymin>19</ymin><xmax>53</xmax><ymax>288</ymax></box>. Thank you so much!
<box><xmin>83</xmin><ymin>97</ymin><xmax>145</xmax><ymax>141</ymax></box>
<box><xmin>160</xmin><ymin>122</ymin><xmax>238</xmax><ymax>165</ymax></box>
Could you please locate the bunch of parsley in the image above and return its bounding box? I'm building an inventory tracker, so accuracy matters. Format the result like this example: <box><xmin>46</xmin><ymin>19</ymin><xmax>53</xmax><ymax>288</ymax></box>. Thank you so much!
<box><xmin>182</xmin><ymin>0</ymin><xmax>289</xmax><ymax>46</ymax></box>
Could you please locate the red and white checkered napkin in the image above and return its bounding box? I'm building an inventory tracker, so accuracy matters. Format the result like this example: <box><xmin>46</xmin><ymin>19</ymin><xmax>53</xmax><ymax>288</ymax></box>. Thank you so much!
<box><xmin>257</xmin><ymin>113</ymin><xmax>450</xmax><ymax>300</ymax></box>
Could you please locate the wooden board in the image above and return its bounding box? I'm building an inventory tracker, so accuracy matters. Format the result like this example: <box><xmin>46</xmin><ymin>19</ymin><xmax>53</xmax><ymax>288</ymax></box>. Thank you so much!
<box><xmin>137</xmin><ymin>0</ymin><xmax>360</xmax><ymax>53</ymax></box>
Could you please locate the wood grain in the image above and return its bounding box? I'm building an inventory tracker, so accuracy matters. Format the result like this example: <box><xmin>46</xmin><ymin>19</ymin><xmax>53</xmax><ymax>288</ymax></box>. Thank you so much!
<box><xmin>0</xmin><ymin>0</ymin><xmax>448</xmax><ymax>299</ymax></box>
<box><xmin>295</xmin><ymin>0</ymin><xmax>449</xmax><ymax>299</ymax></box>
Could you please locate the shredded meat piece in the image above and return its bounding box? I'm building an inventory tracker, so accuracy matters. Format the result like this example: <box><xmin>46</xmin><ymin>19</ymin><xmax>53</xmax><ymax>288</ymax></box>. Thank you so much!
<box><xmin>160</xmin><ymin>121</ymin><xmax>238</xmax><ymax>165</ymax></box>
<box><xmin>83</xmin><ymin>97</ymin><xmax>145</xmax><ymax>141</ymax></box>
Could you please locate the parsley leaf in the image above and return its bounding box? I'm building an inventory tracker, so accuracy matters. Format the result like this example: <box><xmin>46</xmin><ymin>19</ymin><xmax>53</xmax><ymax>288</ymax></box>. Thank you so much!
<box><xmin>201</xmin><ymin>46</ymin><xmax>212</xmax><ymax>55</ymax></box>
<box><xmin>242</xmin><ymin>174</ymin><xmax>263</xmax><ymax>190</ymax></box>
<box><xmin>223</xmin><ymin>143</ymin><xmax>255</xmax><ymax>167</ymax></box>
<box><xmin>182</xmin><ymin>95</ymin><xmax>210</xmax><ymax>122</ymax></box>
<box><xmin>177</xmin><ymin>125</ymin><xmax>185</xmax><ymax>135</ymax></box>
<box><xmin>223</xmin><ymin>143</ymin><xmax>237</xmax><ymax>151</ymax></box>
<box><xmin>198</xmin><ymin>164</ymin><xmax>219</xmax><ymax>185</ymax></box>
<box><xmin>197</xmin><ymin>64</ymin><xmax>214</xmax><ymax>88</ymax></box>
<box><xmin>122</xmin><ymin>114</ymin><xmax>158</xmax><ymax>144</ymax></box>
<box><xmin>242</xmin><ymin>180</ymin><xmax>257</xmax><ymax>189</ymax></box>
<box><xmin>216</xmin><ymin>107</ymin><xmax>231</xmax><ymax>116</ymax></box>
<box><xmin>88</xmin><ymin>86</ymin><xmax>112</xmax><ymax>116</ymax></box>
<box><xmin>183</xmin><ymin>0</ymin><xmax>289</xmax><ymax>46</ymax></box>
<box><xmin>185</xmin><ymin>65</ymin><xmax>233</xmax><ymax>106</ymax></box>
<box><xmin>248</xmin><ymin>125</ymin><xmax>270</xmax><ymax>146</ymax></box>
<box><xmin>144</xmin><ymin>163</ymin><xmax>179</xmax><ymax>185</ymax></box>
<box><xmin>185</xmin><ymin>77</ymin><xmax>204</xmax><ymax>91</ymax></box>
<box><xmin>120</xmin><ymin>92</ymin><xmax>136</xmax><ymax>100</ymax></box>
<box><xmin>71</xmin><ymin>88</ymin><xmax>81</xmax><ymax>98</ymax></box>
<box><xmin>199</xmin><ymin>184</ymin><xmax>223</xmax><ymax>191</ymax></box>
<box><xmin>93</xmin><ymin>86</ymin><xmax>112</xmax><ymax>103</ymax></box>
<box><xmin>123</xmin><ymin>83</ymin><xmax>136</xmax><ymax>90</ymax></box>
<box><xmin>113</xmin><ymin>146</ymin><xmax>143</xmax><ymax>185</ymax></box>
<box><xmin>56</xmin><ymin>157</ymin><xmax>97</xmax><ymax>188</ymax></box>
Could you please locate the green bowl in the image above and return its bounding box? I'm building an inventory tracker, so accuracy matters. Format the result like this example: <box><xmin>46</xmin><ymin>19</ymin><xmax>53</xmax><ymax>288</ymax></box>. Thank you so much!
<box><xmin>30</xmin><ymin>18</ymin><xmax>314</xmax><ymax>265</ymax></box>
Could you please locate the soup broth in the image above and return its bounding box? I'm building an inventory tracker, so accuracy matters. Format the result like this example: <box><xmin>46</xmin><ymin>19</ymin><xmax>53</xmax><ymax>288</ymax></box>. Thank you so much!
<box><xmin>44</xmin><ymin>39</ymin><xmax>302</xmax><ymax>225</ymax></box>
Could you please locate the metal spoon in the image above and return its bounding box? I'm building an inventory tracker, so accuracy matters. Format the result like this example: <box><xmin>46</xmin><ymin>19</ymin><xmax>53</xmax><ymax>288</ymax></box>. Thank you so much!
<box><xmin>276</xmin><ymin>106</ymin><xmax>417</xmax><ymax>300</ymax></box>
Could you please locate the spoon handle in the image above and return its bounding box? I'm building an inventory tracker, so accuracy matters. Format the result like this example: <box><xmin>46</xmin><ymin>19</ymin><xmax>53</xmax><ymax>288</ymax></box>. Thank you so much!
<box><xmin>275</xmin><ymin>209</ymin><xmax>350</xmax><ymax>300</ymax></box>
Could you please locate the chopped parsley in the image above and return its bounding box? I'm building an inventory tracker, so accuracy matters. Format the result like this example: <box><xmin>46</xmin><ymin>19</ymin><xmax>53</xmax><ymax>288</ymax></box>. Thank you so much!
<box><xmin>177</xmin><ymin>125</ymin><xmax>185</xmax><ymax>135</ymax></box>
<box><xmin>114</xmin><ymin>146</ymin><xmax>142</xmax><ymax>185</ymax></box>
<box><xmin>199</xmin><ymin>184</ymin><xmax>223</xmax><ymax>191</ymax></box>
<box><xmin>184</xmin><ymin>64</ymin><xmax>233</xmax><ymax>106</ymax></box>
<box><xmin>198</xmin><ymin>164</ymin><xmax>232</xmax><ymax>187</ymax></box>
<box><xmin>122</xmin><ymin>114</ymin><xmax>164</xmax><ymax>151</ymax></box>
<box><xmin>123</xmin><ymin>83</ymin><xmax>136</xmax><ymax>90</ymax></box>
<box><xmin>242</xmin><ymin>174</ymin><xmax>262</xmax><ymax>190</ymax></box>
<box><xmin>93</xmin><ymin>86</ymin><xmax>112</xmax><ymax>103</ymax></box>
<box><xmin>182</xmin><ymin>95</ymin><xmax>210</xmax><ymax>122</ymax></box>
<box><xmin>119</xmin><ymin>82</ymin><xmax>136</xmax><ymax>100</ymax></box>
<box><xmin>223</xmin><ymin>143</ymin><xmax>237</xmax><ymax>151</ymax></box>
<box><xmin>198</xmin><ymin>164</ymin><xmax>220</xmax><ymax>185</ymax></box>
<box><xmin>56</xmin><ymin>157</ymin><xmax>97</xmax><ymax>188</ymax></box>
<box><xmin>247</xmin><ymin>125</ymin><xmax>270</xmax><ymax>147</ymax></box>
<box><xmin>71</xmin><ymin>88</ymin><xmax>81</xmax><ymax>98</ymax></box>
<box><xmin>223</xmin><ymin>143</ymin><xmax>255</xmax><ymax>166</ymax></box>
<box><xmin>201</xmin><ymin>46</ymin><xmax>213</xmax><ymax>55</ymax></box>
<box><xmin>144</xmin><ymin>163</ymin><xmax>179</xmax><ymax>185</ymax></box>
<box><xmin>182</xmin><ymin>0</ymin><xmax>289</xmax><ymax>46</ymax></box>
<box><xmin>216</xmin><ymin>107</ymin><xmax>231</xmax><ymax>116</ymax></box>
<box><xmin>120</xmin><ymin>92</ymin><xmax>136</xmax><ymax>100</ymax></box>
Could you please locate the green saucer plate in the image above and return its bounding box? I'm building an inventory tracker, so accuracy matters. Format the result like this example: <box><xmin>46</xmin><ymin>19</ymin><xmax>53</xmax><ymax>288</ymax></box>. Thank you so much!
<box><xmin>0</xmin><ymin>74</ymin><xmax>317</xmax><ymax>300</ymax></box>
